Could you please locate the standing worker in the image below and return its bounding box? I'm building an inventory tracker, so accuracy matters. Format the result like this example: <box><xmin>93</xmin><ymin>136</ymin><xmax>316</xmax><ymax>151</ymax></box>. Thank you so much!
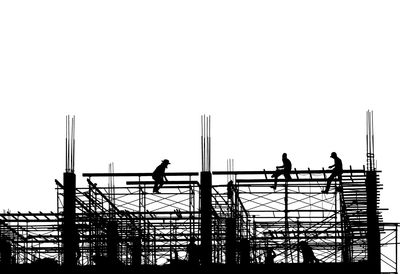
<box><xmin>298</xmin><ymin>241</ymin><xmax>319</xmax><ymax>263</ymax></box>
<box><xmin>227</xmin><ymin>180</ymin><xmax>234</xmax><ymax>201</ymax></box>
<box><xmin>265</xmin><ymin>247</ymin><xmax>276</xmax><ymax>264</ymax></box>
<box><xmin>322</xmin><ymin>152</ymin><xmax>343</xmax><ymax>193</ymax></box>
<box><xmin>187</xmin><ymin>237</ymin><xmax>200</xmax><ymax>266</ymax></box>
<box><xmin>271</xmin><ymin>153</ymin><xmax>292</xmax><ymax>190</ymax></box>
<box><xmin>152</xmin><ymin>159</ymin><xmax>170</xmax><ymax>193</ymax></box>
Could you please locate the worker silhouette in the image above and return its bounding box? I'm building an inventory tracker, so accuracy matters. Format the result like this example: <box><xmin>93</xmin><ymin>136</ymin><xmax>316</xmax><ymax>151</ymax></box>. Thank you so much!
<box><xmin>322</xmin><ymin>152</ymin><xmax>343</xmax><ymax>193</ymax></box>
<box><xmin>0</xmin><ymin>238</ymin><xmax>12</xmax><ymax>265</ymax></box>
<box><xmin>187</xmin><ymin>237</ymin><xmax>200</xmax><ymax>265</ymax></box>
<box><xmin>265</xmin><ymin>247</ymin><xmax>276</xmax><ymax>264</ymax></box>
<box><xmin>152</xmin><ymin>159</ymin><xmax>170</xmax><ymax>193</ymax></box>
<box><xmin>227</xmin><ymin>180</ymin><xmax>234</xmax><ymax>201</ymax></box>
<box><xmin>299</xmin><ymin>241</ymin><xmax>319</xmax><ymax>263</ymax></box>
<box><xmin>271</xmin><ymin>153</ymin><xmax>292</xmax><ymax>190</ymax></box>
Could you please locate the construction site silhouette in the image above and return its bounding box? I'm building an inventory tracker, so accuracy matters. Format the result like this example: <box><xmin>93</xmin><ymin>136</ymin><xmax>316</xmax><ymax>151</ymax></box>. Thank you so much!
<box><xmin>0</xmin><ymin>112</ymin><xmax>398</xmax><ymax>274</ymax></box>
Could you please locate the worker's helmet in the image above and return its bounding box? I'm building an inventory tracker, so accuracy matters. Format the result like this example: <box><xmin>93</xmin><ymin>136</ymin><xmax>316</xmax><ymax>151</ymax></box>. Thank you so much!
<box><xmin>282</xmin><ymin>153</ymin><xmax>287</xmax><ymax>158</ymax></box>
<box><xmin>162</xmin><ymin>159</ymin><xmax>171</xmax><ymax>165</ymax></box>
<box><xmin>330</xmin><ymin>152</ymin><xmax>337</xmax><ymax>158</ymax></box>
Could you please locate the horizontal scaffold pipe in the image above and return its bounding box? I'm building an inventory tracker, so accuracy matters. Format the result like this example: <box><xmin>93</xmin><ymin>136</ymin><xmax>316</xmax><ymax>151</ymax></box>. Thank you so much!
<box><xmin>213</xmin><ymin>169</ymin><xmax>375</xmax><ymax>175</ymax></box>
<box><xmin>82</xmin><ymin>172</ymin><xmax>199</xmax><ymax>177</ymax></box>
<box><xmin>126</xmin><ymin>181</ymin><xmax>199</xmax><ymax>186</ymax></box>
<box><xmin>237</xmin><ymin>179</ymin><xmax>359</xmax><ymax>183</ymax></box>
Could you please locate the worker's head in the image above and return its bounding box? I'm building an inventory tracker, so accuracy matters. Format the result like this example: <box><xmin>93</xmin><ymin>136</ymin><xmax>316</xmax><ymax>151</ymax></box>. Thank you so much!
<box><xmin>330</xmin><ymin>152</ymin><xmax>337</xmax><ymax>158</ymax></box>
<box><xmin>282</xmin><ymin>153</ymin><xmax>287</xmax><ymax>159</ymax></box>
<box><xmin>162</xmin><ymin>159</ymin><xmax>171</xmax><ymax>165</ymax></box>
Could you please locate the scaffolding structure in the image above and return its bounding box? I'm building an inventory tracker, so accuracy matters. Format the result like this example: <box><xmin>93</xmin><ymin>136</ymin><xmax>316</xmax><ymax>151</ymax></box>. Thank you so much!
<box><xmin>0</xmin><ymin>167</ymin><xmax>397</xmax><ymax>272</ymax></box>
<box><xmin>0</xmin><ymin>113</ymin><xmax>398</xmax><ymax>274</ymax></box>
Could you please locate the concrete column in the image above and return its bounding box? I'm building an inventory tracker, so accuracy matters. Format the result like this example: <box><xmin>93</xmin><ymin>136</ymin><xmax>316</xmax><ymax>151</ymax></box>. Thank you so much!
<box><xmin>200</xmin><ymin>171</ymin><xmax>212</xmax><ymax>266</ymax></box>
<box><xmin>63</xmin><ymin>172</ymin><xmax>76</xmax><ymax>267</ymax></box>
<box><xmin>366</xmin><ymin>171</ymin><xmax>381</xmax><ymax>274</ymax></box>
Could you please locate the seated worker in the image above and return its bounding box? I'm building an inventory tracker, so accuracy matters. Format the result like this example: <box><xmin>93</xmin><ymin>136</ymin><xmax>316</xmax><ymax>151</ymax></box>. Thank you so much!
<box><xmin>271</xmin><ymin>153</ymin><xmax>292</xmax><ymax>190</ymax></box>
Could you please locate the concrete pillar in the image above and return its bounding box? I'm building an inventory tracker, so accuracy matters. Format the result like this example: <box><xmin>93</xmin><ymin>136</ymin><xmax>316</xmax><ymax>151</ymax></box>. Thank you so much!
<box><xmin>366</xmin><ymin>171</ymin><xmax>381</xmax><ymax>274</ymax></box>
<box><xmin>63</xmin><ymin>172</ymin><xmax>76</xmax><ymax>267</ymax></box>
<box><xmin>200</xmin><ymin>171</ymin><xmax>212</xmax><ymax>266</ymax></box>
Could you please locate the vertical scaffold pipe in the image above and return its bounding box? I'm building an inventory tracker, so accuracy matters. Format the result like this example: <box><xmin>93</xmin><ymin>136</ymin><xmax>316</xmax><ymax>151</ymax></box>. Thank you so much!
<box><xmin>366</xmin><ymin>170</ymin><xmax>381</xmax><ymax>274</ymax></box>
<box><xmin>284</xmin><ymin>181</ymin><xmax>289</xmax><ymax>263</ymax></box>
<box><xmin>63</xmin><ymin>172</ymin><xmax>76</xmax><ymax>268</ymax></box>
<box><xmin>200</xmin><ymin>171</ymin><xmax>212</xmax><ymax>266</ymax></box>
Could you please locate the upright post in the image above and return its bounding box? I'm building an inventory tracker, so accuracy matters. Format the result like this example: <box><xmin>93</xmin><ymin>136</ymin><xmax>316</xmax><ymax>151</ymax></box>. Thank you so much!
<box><xmin>200</xmin><ymin>171</ymin><xmax>212</xmax><ymax>266</ymax></box>
<box><xmin>200</xmin><ymin>115</ymin><xmax>212</xmax><ymax>266</ymax></box>
<box><xmin>284</xmin><ymin>181</ymin><xmax>289</xmax><ymax>263</ymax></box>
<box><xmin>63</xmin><ymin>115</ymin><xmax>77</xmax><ymax>268</ymax></box>
<box><xmin>366</xmin><ymin>171</ymin><xmax>381</xmax><ymax>274</ymax></box>
<box><xmin>63</xmin><ymin>172</ymin><xmax>76</xmax><ymax>268</ymax></box>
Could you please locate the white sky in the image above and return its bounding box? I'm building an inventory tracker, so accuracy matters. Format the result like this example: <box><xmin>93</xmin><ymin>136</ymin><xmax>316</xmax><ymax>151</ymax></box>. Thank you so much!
<box><xmin>0</xmin><ymin>1</ymin><xmax>399</xmax><ymax>227</ymax></box>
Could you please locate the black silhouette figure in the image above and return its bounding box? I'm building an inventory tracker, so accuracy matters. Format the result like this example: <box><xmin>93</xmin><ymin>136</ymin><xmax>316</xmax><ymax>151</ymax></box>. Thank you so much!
<box><xmin>271</xmin><ymin>153</ymin><xmax>292</xmax><ymax>190</ymax></box>
<box><xmin>170</xmin><ymin>249</ymin><xmax>180</xmax><ymax>265</ymax></box>
<box><xmin>187</xmin><ymin>237</ymin><xmax>200</xmax><ymax>266</ymax></box>
<box><xmin>322</xmin><ymin>152</ymin><xmax>343</xmax><ymax>193</ymax></box>
<box><xmin>298</xmin><ymin>241</ymin><xmax>319</xmax><ymax>263</ymax></box>
<box><xmin>129</xmin><ymin>236</ymin><xmax>142</xmax><ymax>266</ymax></box>
<box><xmin>227</xmin><ymin>180</ymin><xmax>234</xmax><ymax>201</ymax></box>
<box><xmin>0</xmin><ymin>238</ymin><xmax>12</xmax><ymax>265</ymax></box>
<box><xmin>152</xmin><ymin>159</ymin><xmax>170</xmax><ymax>193</ymax></box>
<box><xmin>265</xmin><ymin>247</ymin><xmax>276</xmax><ymax>264</ymax></box>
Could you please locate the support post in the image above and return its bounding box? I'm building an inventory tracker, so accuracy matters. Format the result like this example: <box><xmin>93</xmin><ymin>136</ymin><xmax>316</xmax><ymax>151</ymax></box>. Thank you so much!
<box><xmin>366</xmin><ymin>171</ymin><xmax>380</xmax><ymax>274</ymax></box>
<box><xmin>284</xmin><ymin>181</ymin><xmax>289</xmax><ymax>263</ymax></box>
<box><xmin>63</xmin><ymin>172</ymin><xmax>76</xmax><ymax>268</ymax></box>
<box><xmin>200</xmin><ymin>171</ymin><xmax>212</xmax><ymax>266</ymax></box>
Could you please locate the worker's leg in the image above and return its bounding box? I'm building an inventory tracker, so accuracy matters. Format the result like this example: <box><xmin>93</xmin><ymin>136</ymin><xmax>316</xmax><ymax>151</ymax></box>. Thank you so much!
<box><xmin>153</xmin><ymin>178</ymin><xmax>161</xmax><ymax>193</ymax></box>
<box><xmin>335</xmin><ymin>173</ymin><xmax>343</xmax><ymax>192</ymax></box>
<box><xmin>272</xmin><ymin>170</ymin><xmax>283</xmax><ymax>189</ymax></box>
<box><xmin>323</xmin><ymin>172</ymin><xmax>336</xmax><ymax>193</ymax></box>
<box><xmin>158</xmin><ymin>180</ymin><xmax>164</xmax><ymax>191</ymax></box>
<box><xmin>284</xmin><ymin>173</ymin><xmax>292</xmax><ymax>181</ymax></box>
